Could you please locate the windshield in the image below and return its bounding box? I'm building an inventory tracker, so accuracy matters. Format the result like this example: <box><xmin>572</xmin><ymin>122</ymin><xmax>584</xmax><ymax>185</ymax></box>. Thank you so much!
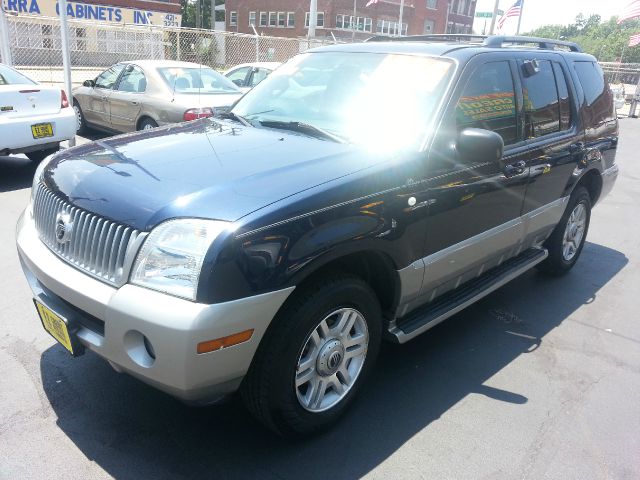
<box><xmin>232</xmin><ymin>52</ymin><xmax>454</xmax><ymax>149</ymax></box>
<box><xmin>158</xmin><ymin>66</ymin><xmax>240</xmax><ymax>94</ymax></box>
<box><xmin>0</xmin><ymin>65</ymin><xmax>36</xmax><ymax>86</ymax></box>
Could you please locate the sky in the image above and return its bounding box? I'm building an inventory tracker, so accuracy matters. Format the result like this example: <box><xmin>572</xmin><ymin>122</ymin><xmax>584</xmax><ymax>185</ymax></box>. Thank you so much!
<box><xmin>472</xmin><ymin>0</ymin><xmax>626</xmax><ymax>34</ymax></box>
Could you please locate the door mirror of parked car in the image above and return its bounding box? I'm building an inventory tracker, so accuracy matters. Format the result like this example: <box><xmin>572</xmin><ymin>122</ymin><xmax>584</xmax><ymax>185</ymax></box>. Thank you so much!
<box><xmin>83</xmin><ymin>79</ymin><xmax>95</xmax><ymax>88</ymax></box>
<box><xmin>456</xmin><ymin>128</ymin><xmax>504</xmax><ymax>164</ymax></box>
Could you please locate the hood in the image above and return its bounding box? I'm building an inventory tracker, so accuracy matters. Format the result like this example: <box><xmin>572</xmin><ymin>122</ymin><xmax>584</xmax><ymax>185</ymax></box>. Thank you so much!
<box><xmin>43</xmin><ymin>120</ymin><xmax>385</xmax><ymax>231</ymax></box>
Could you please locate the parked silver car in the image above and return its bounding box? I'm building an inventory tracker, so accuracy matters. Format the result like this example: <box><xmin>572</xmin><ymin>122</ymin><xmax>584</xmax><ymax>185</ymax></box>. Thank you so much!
<box><xmin>72</xmin><ymin>60</ymin><xmax>243</xmax><ymax>133</ymax></box>
<box><xmin>224</xmin><ymin>62</ymin><xmax>281</xmax><ymax>92</ymax></box>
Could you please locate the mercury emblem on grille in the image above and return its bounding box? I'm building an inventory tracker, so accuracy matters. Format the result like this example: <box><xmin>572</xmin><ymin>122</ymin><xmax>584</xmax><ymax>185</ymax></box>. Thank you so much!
<box><xmin>54</xmin><ymin>212</ymin><xmax>73</xmax><ymax>244</ymax></box>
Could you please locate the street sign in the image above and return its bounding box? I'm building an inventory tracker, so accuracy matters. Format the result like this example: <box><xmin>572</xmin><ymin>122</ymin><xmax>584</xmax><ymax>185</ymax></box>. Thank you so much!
<box><xmin>475</xmin><ymin>11</ymin><xmax>493</xmax><ymax>18</ymax></box>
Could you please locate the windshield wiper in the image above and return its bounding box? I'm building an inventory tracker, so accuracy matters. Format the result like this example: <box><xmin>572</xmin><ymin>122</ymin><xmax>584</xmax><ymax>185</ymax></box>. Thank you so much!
<box><xmin>258</xmin><ymin>120</ymin><xmax>345</xmax><ymax>143</ymax></box>
<box><xmin>216</xmin><ymin>111</ymin><xmax>252</xmax><ymax>127</ymax></box>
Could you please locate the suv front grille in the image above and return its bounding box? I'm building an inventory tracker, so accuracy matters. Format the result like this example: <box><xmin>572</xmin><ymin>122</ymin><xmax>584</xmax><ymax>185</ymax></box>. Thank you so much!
<box><xmin>33</xmin><ymin>183</ymin><xmax>145</xmax><ymax>287</ymax></box>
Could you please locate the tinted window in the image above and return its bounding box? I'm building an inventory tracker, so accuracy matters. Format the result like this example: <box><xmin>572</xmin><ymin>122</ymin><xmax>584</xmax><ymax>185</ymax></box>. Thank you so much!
<box><xmin>95</xmin><ymin>64</ymin><xmax>125</xmax><ymax>89</ymax></box>
<box><xmin>116</xmin><ymin>65</ymin><xmax>146</xmax><ymax>93</ymax></box>
<box><xmin>522</xmin><ymin>60</ymin><xmax>560</xmax><ymax>138</ymax></box>
<box><xmin>574</xmin><ymin>61</ymin><xmax>605</xmax><ymax>106</ymax></box>
<box><xmin>455</xmin><ymin>61</ymin><xmax>518</xmax><ymax>145</ymax></box>
<box><xmin>553</xmin><ymin>62</ymin><xmax>572</xmax><ymax>131</ymax></box>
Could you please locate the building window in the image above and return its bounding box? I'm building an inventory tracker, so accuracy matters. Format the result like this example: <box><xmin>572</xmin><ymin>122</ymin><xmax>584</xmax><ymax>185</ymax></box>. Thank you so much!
<box><xmin>376</xmin><ymin>19</ymin><xmax>407</xmax><ymax>36</ymax></box>
<box><xmin>424</xmin><ymin>19</ymin><xmax>435</xmax><ymax>33</ymax></box>
<box><xmin>269</xmin><ymin>12</ymin><xmax>277</xmax><ymax>27</ymax></box>
<box><xmin>305</xmin><ymin>12</ymin><xmax>324</xmax><ymax>28</ymax></box>
<box><xmin>259</xmin><ymin>12</ymin><xmax>267</xmax><ymax>26</ymax></box>
<box><xmin>278</xmin><ymin>12</ymin><xmax>286</xmax><ymax>27</ymax></box>
<box><xmin>336</xmin><ymin>15</ymin><xmax>372</xmax><ymax>32</ymax></box>
<box><xmin>229</xmin><ymin>11</ymin><xmax>237</xmax><ymax>26</ymax></box>
<box><xmin>249</xmin><ymin>11</ymin><xmax>256</xmax><ymax>26</ymax></box>
<box><xmin>287</xmin><ymin>12</ymin><xmax>295</xmax><ymax>27</ymax></box>
<box><xmin>73</xmin><ymin>28</ymin><xmax>86</xmax><ymax>51</ymax></box>
<box><xmin>426</xmin><ymin>0</ymin><xmax>437</xmax><ymax>8</ymax></box>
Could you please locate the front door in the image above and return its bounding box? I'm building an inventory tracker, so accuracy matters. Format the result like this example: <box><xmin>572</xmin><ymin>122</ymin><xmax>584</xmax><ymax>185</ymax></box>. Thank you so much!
<box><xmin>415</xmin><ymin>58</ymin><xmax>531</xmax><ymax>307</ymax></box>
<box><xmin>83</xmin><ymin>64</ymin><xmax>125</xmax><ymax>128</ymax></box>
<box><xmin>109</xmin><ymin>64</ymin><xmax>145</xmax><ymax>132</ymax></box>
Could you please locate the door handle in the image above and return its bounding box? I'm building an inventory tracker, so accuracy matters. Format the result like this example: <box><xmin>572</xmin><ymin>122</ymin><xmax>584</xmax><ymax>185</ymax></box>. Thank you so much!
<box><xmin>570</xmin><ymin>142</ymin><xmax>586</xmax><ymax>154</ymax></box>
<box><xmin>131</xmin><ymin>101</ymin><xmax>139</xmax><ymax>105</ymax></box>
<box><xmin>503</xmin><ymin>160</ymin><xmax>527</xmax><ymax>177</ymax></box>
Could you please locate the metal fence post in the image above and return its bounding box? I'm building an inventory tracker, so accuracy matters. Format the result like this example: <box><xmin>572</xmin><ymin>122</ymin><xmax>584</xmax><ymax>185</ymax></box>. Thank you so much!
<box><xmin>251</xmin><ymin>25</ymin><xmax>259</xmax><ymax>62</ymax></box>
<box><xmin>58</xmin><ymin>0</ymin><xmax>75</xmax><ymax>146</ymax></box>
<box><xmin>0</xmin><ymin>4</ymin><xmax>13</xmax><ymax>66</ymax></box>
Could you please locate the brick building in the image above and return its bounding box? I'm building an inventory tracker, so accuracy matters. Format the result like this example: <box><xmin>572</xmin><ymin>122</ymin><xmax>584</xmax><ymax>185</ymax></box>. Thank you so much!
<box><xmin>224</xmin><ymin>0</ymin><xmax>476</xmax><ymax>40</ymax></box>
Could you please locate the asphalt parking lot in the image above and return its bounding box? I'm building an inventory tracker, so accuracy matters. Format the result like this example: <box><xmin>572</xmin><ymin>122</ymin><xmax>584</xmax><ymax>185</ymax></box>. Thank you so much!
<box><xmin>1</xmin><ymin>122</ymin><xmax>638</xmax><ymax>480</ymax></box>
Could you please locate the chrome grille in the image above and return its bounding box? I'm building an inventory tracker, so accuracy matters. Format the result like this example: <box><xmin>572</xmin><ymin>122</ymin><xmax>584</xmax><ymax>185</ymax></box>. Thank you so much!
<box><xmin>33</xmin><ymin>183</ymin><xmax>145</xmax><ymax>286</ymax></box>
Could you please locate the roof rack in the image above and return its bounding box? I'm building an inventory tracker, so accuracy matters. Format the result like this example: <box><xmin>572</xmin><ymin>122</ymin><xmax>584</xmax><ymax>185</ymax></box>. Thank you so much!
<box><xmin>365</xmin><ymin>34</ymin><xmax>583</xmax><ymax>52</ymax></box>
<box><xmin>484</xmin><ymin>36</ymin><xmax>582</xmax><ymax>52</ymax></box>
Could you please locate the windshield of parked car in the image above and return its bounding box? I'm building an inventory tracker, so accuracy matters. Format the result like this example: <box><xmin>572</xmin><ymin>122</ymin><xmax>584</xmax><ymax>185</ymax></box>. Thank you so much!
<box><xmin>0</xmin><ymin>65</ymin><xmax>36</xmax><ymax>86</ymax></box>
<box><xmin>158</xmin><ymin>66</ymin><xmax>240</xmax><ymax>94</ymax></box>
<box><xmin>232</xmin><ymin>52</ymin><xmax>454</xmax><ymax>149</ymax></box>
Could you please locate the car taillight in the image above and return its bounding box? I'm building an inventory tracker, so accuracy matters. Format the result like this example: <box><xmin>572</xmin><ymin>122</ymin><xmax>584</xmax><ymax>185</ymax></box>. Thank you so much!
<box><xmin>183</xmin><ymin>107</ymin><xmax>213</xmax><ymax>121</ymax></box>
<box><xmin>60</xmin><ymin>89</ymin><xmax>70</xmax><ymax>108</ymax></box>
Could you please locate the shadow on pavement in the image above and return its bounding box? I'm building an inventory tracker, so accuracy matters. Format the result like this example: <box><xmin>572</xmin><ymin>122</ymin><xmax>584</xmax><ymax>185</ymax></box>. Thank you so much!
<box><xmin>39</xmin><ymin>241</ymin><xmax>628</xmax><ymax>479</ymax></box>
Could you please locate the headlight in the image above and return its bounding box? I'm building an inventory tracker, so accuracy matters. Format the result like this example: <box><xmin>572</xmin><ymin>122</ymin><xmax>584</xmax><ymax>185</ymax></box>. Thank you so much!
<box><xmin>131</xmin><ymin>219</ymin><xmax>229</xmax><ymax>301</ymax></box>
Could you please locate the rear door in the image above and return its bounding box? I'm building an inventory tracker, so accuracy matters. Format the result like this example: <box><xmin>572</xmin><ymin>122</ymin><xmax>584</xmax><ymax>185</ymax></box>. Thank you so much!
<box><xmin>419</xmin><ymin>55</ymin><xmax>531</xmax><ymax>303</ymax></box>
<box><xmin>516</xmin><ymin>54</ymin><xmax>584</xmax><ymax>246</ymax></box>
<box><xmin>109</xmin><ymin>64</ymin><xmax>146</xmax><ymax>132</ymax></box>
<box><xmin>82</xmin><ymin>64</ymin><xmax>124</xmax><ymax>128</ymax></box>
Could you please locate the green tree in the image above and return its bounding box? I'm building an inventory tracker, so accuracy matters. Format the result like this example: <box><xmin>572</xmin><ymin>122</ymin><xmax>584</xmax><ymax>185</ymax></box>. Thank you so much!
<box><xmin>181</xmin><ymin>0</ymin><xmax>225</xmax><ymax>29</ymax></box>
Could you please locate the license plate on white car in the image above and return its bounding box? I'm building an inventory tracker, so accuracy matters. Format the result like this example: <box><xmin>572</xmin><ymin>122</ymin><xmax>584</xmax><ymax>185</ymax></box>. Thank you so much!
<box><xmin>31</xmin><ymin>123</ymin><xmax>53</xmax><ymax>139</ymax></box>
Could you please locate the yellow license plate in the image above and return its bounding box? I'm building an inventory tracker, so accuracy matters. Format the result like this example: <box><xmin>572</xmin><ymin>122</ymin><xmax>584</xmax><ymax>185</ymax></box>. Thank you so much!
<box><xmin>34</xmin><ymin>300</ymin><xmax>75</xmax><ymax>355</ymax></box>
<box><xmin>31</xmin><ymin>123</ymin><xmax>53</xmax><ymax>139</ymax></box>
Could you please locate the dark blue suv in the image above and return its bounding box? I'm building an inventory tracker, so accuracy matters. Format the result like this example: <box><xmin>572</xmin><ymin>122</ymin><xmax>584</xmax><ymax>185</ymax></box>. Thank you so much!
<box><xmin>17</xmin><ymin>35</ymin><xmax>619</xmax><ymax>437</ymax></box>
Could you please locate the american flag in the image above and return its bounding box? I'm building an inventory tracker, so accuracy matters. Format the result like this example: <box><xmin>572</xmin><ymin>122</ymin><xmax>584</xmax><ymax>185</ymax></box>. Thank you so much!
<box><xmin>630</xmin><ymin>33</ymin><xmax>640</xmax><ymax>46</ymax></box>
<box><xmin>497</xmin><ymin>0</ymin><xmax>522</xmax><ymax>31</ymax></box>
<box><xmin>618</xmin><ymin>1</ymin><xmax>640</xmax><ymax>24</ymax></box>
<box><xmin>366</xmin><ymin>0</ymin><xmax>380</xmax><ymax>6</ymax></box>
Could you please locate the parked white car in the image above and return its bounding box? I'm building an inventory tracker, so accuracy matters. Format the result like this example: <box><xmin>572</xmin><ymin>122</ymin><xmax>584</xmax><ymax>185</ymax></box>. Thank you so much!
<box><xmin>0</xmin><ymin>64</ymin><xmax>76</xmax><ymax>161</ymax></box>
<box><xmin>224</xmin><ymin>62</ymin><xmax>281</xmax><ymax>92</ymax></box>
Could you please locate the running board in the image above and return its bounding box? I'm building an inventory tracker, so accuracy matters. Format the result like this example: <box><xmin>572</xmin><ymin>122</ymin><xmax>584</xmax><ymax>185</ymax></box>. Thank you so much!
<box><xmin>389</xmin><ymin>247</ymin><xmax>548</xmax><ymax>344</ymax></box>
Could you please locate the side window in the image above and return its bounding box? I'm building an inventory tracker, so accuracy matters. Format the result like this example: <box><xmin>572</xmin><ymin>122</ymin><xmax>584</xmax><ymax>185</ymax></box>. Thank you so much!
<box><xmin>226</xmin><ymin>66</ymin><xmax>250</xmax><ymax>87</ymax></box>
<box><xmin>552</xmin><ymin>63</ymin><xmax>572</xmax><ymax>131</ymax></box>
<box><xmin>521</xmin><ymin>59</ymin><xmax>560</xmax><ymax>138</ymax></box>
<box><xmin>116</xmin><ymin>65</ymin><xmax>146</xmax><ymax>93</ymax></box>
<box><xmin>249</xmin><ymin>68</ymin><xmax>270</xmax><ymax>87</ymax></box>
<box><xmin>455</xmin><ymin>61</ymin><xmax>518</xmax><ymax>146</ymax></box>
<box><xmin>573</xmin><ymin>61</ymin><xmax>606</xmax><ymax>106</ymax></box>
<box><xmin>95</xmin><ymin>64</ymin><xmax>125</xmax><ymax>89</ymax></box>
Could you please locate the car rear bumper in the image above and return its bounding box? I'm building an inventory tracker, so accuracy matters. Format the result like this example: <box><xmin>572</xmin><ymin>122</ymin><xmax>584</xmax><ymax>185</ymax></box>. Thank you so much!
<box><xmin>1</xmin><ymin>108</ymin><xmax>76</xmax><ymax>153</ymax></box>
<box><xmin>16</xmin><ymin>208</ymin><xmax>294</xmax><ymax>404</ymax></box>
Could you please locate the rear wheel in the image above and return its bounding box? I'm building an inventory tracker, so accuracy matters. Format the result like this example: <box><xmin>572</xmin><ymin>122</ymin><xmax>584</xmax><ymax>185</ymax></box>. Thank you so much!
<box><xmin>241</xmin><ymin>274</ymin><xmax>382</xmax><ymax>438</ymax></box>
<box><xmin>26</xmin><ymin>146</ymin><xmax>58</xmax><ymax>162</ymax></box>
<box><xmin>538</xmin><ymin>186</ymin><xmax>591</xmax><ymax>276</ymax></box>
<box><xmin>138</xmin><ymin>118</ymin><xmax>158</xmax><ymax>131</ymax></box>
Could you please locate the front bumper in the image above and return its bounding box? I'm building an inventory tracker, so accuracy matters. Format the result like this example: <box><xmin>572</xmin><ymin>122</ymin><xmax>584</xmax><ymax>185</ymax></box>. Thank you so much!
<box><xmin>16</xmin><ymin>210</ymin><xmax>294</xmax><ymax>404</ymax></box>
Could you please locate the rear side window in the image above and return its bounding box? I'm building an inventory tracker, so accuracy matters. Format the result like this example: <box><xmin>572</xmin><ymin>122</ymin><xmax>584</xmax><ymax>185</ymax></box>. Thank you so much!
<box><xmin>521</xmin><ymin>60</ymin><xmax>560</xmax><ymax>138</ymax></box>
<box><xmin>0</xmin><ymin>65</ymin><xmax>36</xmax><ymax>85</ymax></box>
<box><xmin>455</xmin><ymin>61</ymin><xmax>518</xmax><ymax>145</ymax></box>
<box><xmin>573</xmin><ymin>61</ymin><xmax>605</xmax><ymax>106</ymax></box>
<box><xmin>552</xmin><ymin>63</ymin><xmax>572</xmax><ymax>131</ymax></box>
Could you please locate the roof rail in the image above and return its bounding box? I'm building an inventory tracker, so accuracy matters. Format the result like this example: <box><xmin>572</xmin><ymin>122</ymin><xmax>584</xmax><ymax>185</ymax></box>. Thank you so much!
<box><xmin>365</xmin><ymin>34</ymin><xmax>488</xmax><ymax>43</ymax></box>
<box><xmin>365</xmin><ymin>34</ymin><xmax>583</xmax><ymax>53</ymax></box>
<box><xmin>483</xmin><ymin>36</ymin><xmax>583</xmax><ymax>52</ymax></box>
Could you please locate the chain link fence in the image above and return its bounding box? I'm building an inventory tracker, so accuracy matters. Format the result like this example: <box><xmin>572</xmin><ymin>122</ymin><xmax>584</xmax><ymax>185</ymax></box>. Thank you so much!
<box><xmin>2</xmin><ymin>15</ymin><xmax>336</xmax><ymax>86</ymax></box>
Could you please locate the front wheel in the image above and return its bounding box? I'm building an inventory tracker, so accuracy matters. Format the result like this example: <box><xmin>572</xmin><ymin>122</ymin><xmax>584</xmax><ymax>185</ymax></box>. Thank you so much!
<box><xmin>138</xmin><ymin>118</ymin><xmax>158</xmax><ymax>131</ymax></box>
<box><xmin>241</xmin><ymin>274</ymin><xmax>382</xmax><ymax>438</ymax></box>
<box><xmin>538</xmin><ymin>186</ymin><xmax>591</xmax><ymax>276</ymax></box>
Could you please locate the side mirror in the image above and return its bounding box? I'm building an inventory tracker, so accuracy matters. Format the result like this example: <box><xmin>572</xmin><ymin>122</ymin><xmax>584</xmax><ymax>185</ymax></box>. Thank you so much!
<box><xmin>83</xmin><ymin>79</ymin><xmax>95</xmax><ymax>88</ymax></box>
<box><xmin>231</xmin><ymin>79</ymin><xmax>244</xmax><ymax>87</ymax></box>
<box><xmin>456</xmin><ymin>128</ymin><xmax>504</xmax><ymax>164</ymax></box>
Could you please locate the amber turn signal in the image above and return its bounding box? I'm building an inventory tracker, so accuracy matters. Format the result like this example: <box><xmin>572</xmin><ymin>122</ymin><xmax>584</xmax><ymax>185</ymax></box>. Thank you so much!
<box><xmin>197</xmin><ymin>329</ymin><xmax>254</xmax><ymax>354</ymax></box>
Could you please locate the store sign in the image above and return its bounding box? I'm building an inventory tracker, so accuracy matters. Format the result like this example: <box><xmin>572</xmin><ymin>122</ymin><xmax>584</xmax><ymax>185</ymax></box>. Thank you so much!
<box><xmin>3</xmin><ymin>0</ymin><xmax>181</xmax><ymax>26</ymax></box>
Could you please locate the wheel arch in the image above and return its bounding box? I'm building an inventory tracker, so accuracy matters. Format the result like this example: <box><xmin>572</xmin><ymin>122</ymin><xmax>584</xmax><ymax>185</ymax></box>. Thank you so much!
<box><xmin>136</xmin><ymin>114</ymin><xmax>158</xmax><ymax>130</ymax></box>
<box><xmin>574</xmin><ymin>167</ymin><xmax>603</xmax><ymax>206</ymax></box>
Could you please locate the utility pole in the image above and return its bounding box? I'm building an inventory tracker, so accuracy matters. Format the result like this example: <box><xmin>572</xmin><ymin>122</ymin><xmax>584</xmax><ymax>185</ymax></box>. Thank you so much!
<box><xmin>516</xmin><ymin>0</ymin><xmax>525</xmax><ymax>35</ymax></box>
<box><xmin>210</xmin><ymin>0</ymin><xmax>215</xmax><ymax>30</ymax></box>
<box><xmin>0</xmin><ymin>3</ymin><xmax>13</xmax><ymax>66</ymax></box>
<box><xmin>489</xmin><ymin>0</ymin><xmax>500</xmax><ymax>35</ymax></box>
<box><xmin>444</xmin><ymin>1</ymin><xmax>451</xmax><ymax>34</ymax></box>
<box><xmin>195</xmin><ymin>0</ymin><xmax>201</xmax><ymax>29</ymax></box>
<box><xmin>399</xmin><ymin>0</ymin><xmax>405</xmax><ymax>35</ymax></box>
<box><xmin>308</xmin><ymin>0</ymin><xmax>317</xmax><ymax>38</ymax></box>
<box><xmin>352</xmin><ymin>0</ymin><xmax>357</xmax><ymax>42</ymax></box>
<box><xmin>58</xmin><ymin>0</ymin><xmax>75</xmax><ymax>146</ymax></box>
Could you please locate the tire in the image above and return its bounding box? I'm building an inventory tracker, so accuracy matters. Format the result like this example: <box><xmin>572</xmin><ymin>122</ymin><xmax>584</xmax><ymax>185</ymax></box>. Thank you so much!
<box><xmin>26</xmin><ymin>146</ymin><xmax>59</xmax><ymax>162</ymax></box>
<box><xmin>73</xmin><ymin>101</ymin><xmax>87</xmax><ymax>135</ymax></box>
<box><xmin>241</xmin><ymin>274</ymin><xmax>382</xmax><ymax>438</ymax></box>
<box><xmin>138</xmin><ymin>118</ymin><xmax>158</xmax><ymax>131</ymax></box>
<box><xmin>537</xmin><ymin>186</ymin><xmax>591</xmax><ymax>276</ymax></box>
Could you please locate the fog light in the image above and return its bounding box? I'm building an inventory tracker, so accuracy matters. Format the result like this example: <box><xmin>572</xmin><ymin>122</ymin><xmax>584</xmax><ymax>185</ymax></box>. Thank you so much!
<box><xmin>143</xmin><ymin>335</ymin><xmax>156</xmax><ymax>359</ymax></box>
